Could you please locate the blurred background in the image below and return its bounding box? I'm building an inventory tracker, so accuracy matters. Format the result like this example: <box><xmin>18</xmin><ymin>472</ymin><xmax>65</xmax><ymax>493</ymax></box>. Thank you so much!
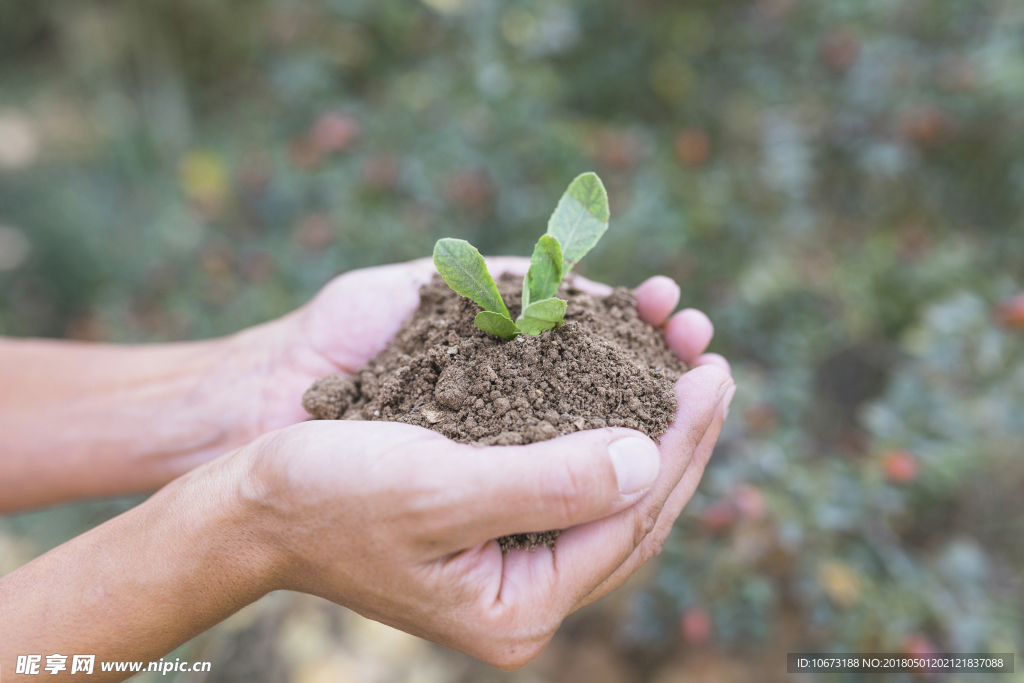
<box><xmin>2</xmin><ymin>0</ymin><xmax>1024</xmax><ymax>681</ymax></box>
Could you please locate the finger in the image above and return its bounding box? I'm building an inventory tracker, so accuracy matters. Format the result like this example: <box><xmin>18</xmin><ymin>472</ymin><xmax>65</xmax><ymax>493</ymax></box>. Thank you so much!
<box><xmin>654</xmin><ymin>385</ymin><xmax>734</xmax><ymax>530</ymax></box>
<box><xmin>482</xmin><ymin>257</ymin><xmax>532</xmax><ymax>278</ymax></box>
<box><xmin>302</xmin><ymin>258</ymin><xmax>438</xmax><ymax>372</ymax></box>
<box><xmin>434</xmin><ymin>427</ymin><xmax>663</xmax><ymax>552</ymax></box>
<box><xmin>483</xmin><ymin>258</ymin><xmax>613</xmax><ymax>297</ymax></box>
<box><xmin>694</xmin><ymin>352</ymin><xmax>731</xmax><ymax>376</ymax></box>
<box><xmin>633</xmin><ymin>276</ymin><xmax>681</xmax><ymax>327</ymax></box>
<box><xmin>572</xmin><ymin>383</ymin><xmax>734</xmax><ymax>609</ymax></box>
<box><xmin>568</xmin><ymin>273</ymin><xmax>614</xmax><ymax>297</ymax></box>
<box><xmin>646</xmin><ymin>365</ymin><xmax>731</xmax><ymax>498</ymax></box>
<box><xmin>664</xmin><ymin>308</ymin><xmax>715</xmax><ymax>363</ymax></box>
<box><xmin>506</xmin><ymin>365</ymin><xmax>731</xmax><ymax>613</ymax></box>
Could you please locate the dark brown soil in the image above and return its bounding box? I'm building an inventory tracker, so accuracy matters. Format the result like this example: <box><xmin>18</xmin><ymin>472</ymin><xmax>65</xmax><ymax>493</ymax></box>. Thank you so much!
<box><xmin>303</xmin><ymin>273</ymin><xmax>687</xmax><ymax>550</ymax></box>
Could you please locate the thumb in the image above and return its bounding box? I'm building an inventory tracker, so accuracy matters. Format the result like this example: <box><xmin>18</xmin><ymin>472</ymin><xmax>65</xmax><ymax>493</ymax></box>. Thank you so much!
<box><xmin>438</xmin><ymin>428</ymin><xmax>661</xmax><ymax>552</ymax></box>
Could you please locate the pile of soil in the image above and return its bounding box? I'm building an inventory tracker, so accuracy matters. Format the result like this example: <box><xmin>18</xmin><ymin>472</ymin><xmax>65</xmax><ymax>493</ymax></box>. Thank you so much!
<box><xmin>303</xmin><ymin>273</ymin><xmax>687</xmax><ymax>550</ymax></box>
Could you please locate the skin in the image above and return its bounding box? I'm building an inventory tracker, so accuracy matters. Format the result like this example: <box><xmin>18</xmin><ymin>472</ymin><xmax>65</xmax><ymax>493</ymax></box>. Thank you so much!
<box><xmin>0</xmin><ymin>258</ymin><xmax>733</xmax><ymax>681</ymax></box>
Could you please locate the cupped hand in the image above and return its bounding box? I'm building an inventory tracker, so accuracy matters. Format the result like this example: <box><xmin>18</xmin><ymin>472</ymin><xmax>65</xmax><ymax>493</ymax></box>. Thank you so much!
<box><xmin>246</xmin><ymin>257</ymin><xmax>726</xmax><ymax>432</ymax></box>
<box><xmin>232</xmin><ymin>269</ymin><xmax>734</xmax><ymax>668</ymax></box>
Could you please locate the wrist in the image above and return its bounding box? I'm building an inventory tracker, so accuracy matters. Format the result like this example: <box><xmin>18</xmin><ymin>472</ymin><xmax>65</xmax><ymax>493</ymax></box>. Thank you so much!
<box><xmin>211</xmin><ymin>311</ymin><xmax>340</xmax><ymax>441</ymax></box>
<box><xmin>151</xmin><ymin>314</ymin><xmax>316</xmax><ymax>478</ymax></box>
<box><xmin>160</xmin><ymin>444</ymin><xmax>287</xmax><ymax>607</ymax></box>
<box><xmin>226</xmin><ymin>424</ymin><xmax>337</xmax><ymax>596</ymax></box>
<box><xmin>0</xmin><ymin>446</ymin><xmax>284</xmax><ymax>672</ymax></box>
<box><xmin>220</xmin><ymin>430</ymin><xmax>297</xmax><ymax>594</ymax></box>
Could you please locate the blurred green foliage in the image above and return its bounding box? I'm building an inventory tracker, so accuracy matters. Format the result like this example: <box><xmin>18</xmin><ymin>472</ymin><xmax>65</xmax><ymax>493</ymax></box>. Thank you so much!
<box><xmin>2</xmin><ymin>0</ymin><xmax>1024</xmax><ymax>680</ymax></box>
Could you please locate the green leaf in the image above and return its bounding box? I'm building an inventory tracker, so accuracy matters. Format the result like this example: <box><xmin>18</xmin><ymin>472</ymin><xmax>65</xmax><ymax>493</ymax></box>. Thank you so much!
<box><xmin>474</xmin><ymin>311</ymin><xmax>520</xmax><ymax>340</ymax></box>
<box><xmin>433</xmin><ymin>238</ymin><xmax>510</xmax><ymax>318</ymax></box>
<box><xmin>516</xmin><ymin>297</ymin><xmax>568</xmax><ymax>335</ymax></box>
<box><xmin>522</xmin><ymin>234</ymin><xmax>564</xmax><ymax>311</ymax></box>
<box><xmin>546</xmin><ymin>172</ymin><xmax>609</xmax><ymax>270</ymax></box>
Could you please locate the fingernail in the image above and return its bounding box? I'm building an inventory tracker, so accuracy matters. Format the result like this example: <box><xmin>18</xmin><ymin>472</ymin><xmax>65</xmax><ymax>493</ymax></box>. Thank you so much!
<box><xmin>608</xmin><ymin>437</ymin><xmax>661</xmax><ymax>494</ymax></box>
<box><xmin>721</xmin><ymin>384</ymin><xmax>737</xmax><ymax>420</ymax></box>
<box><xmin>715</xmin><ymin>379</ymin><xmax>732</xmax><ymax>404</ymax></box>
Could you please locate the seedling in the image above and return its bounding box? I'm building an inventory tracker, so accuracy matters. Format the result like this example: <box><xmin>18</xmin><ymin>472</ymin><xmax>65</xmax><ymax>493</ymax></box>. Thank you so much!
<box><xmin>433</xmin><ymin>172</ymin><xmax>610</xmax><ymax>340</ymax></box>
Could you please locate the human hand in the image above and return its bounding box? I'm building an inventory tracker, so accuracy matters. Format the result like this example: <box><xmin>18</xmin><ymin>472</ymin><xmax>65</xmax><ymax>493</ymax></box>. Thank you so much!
<box><xmin>240</xmin><ymin>257</ymin><xmax>726</xmax><ymax>434</ymax></box>
<box><xmin>26</xmin><ymin>257</ymin><xmax>719</xmax><ymax>508</ymax></box>
<box><xmin>231</xmin><ymin>279</ymin><xmax>733</xmax><ymax>668</ymax></box>
<box><xmin>0</xmin><ymin>265</ymin><xmax>730</xmax><ymax>676</ymax></box>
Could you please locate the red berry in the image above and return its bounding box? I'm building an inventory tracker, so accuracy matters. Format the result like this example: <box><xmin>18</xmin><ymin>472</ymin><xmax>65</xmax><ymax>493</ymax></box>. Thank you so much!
<box><xmin>882</xmin><ymin>450</ymin><xmax>919</xmax><ymax>484</ymax></box>
<box><xmin>362</xmin><ymin>154</ymin><xmax>401</xmax><ymax>192</ymax></box>
<box><xmin>900</xmin><ymin>104</ymin><xmax>957</xmax><ymax>148</ymax></box>
<box><xmin>819</xmin><ymin>27</ymin><xmax>861</xmax><ymax>74</ymax></box>
<box><xmin>592</xmin><ymin>129</ymin><xmax>644</xmax><ymax>171</ymax></box>
<box><xmin>996</xmin><ymin>293</ymin><xmax>1024</xmax><ymax>329</ymax></box>
<box><xmin>903</xmin><ymin>634</ymin><xmax>940</xmax><ymax>657</ymax></box>
<box><xmin>743</xmin><ymin>403</ymin><xmax>777</xmax><ymax>434</ymax></box>
<box><xmin>294</xmin><ymin>214</ymin><xmax>338</xmax><ymax>250</ymax></box>
<box><xmin>444</xmin><ymin>170</ymin><xmax>493</xmax><ymax>217</ymax></box>
<box><xmin>680</xmin><ymin>607</ymin><xmax>712</xmax><ymax>645</ymax></box>
<box><xmin>733</xmin><ymin>485</ymin><xmax>767</xmax><ymax>521</ymax></box>
<box><xmin>311</xmin><ymin>113</ymin><xmax>360</xmax><ymax>154</ymax></box>
<box><xmin>674</xmin><ymin>129</ymin><xmax>711</xmax><ymax>168</ymax></box>
<box><xmin>702</xmin><ymin>499</ymin><xmax>736</xmax><ymax>532</ymax></box>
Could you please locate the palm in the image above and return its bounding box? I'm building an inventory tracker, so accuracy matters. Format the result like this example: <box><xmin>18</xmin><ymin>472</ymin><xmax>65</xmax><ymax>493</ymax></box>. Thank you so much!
<box><xmin>301</xmin><ymin>259</ymin><xmax>439</xmax><ymax>373</ymax></box>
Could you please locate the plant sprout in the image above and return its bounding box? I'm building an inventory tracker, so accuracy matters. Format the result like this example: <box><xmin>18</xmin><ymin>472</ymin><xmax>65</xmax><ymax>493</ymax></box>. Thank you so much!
<box><xmin>433</xmin><ymin>172</ymin><xmax>610</xmax><ymax>340</ymax></box>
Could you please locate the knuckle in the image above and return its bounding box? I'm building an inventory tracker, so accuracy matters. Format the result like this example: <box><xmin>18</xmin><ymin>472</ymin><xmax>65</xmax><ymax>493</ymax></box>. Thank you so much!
<box><xmin>549</xmin><ymin>458</ymin><xmax>600</xmax><ymax>523</ymax></box>
<box><xmin>638</xmin><ymin>540</ymin><xmax>660</xmax><ymax>563</ymax></box>
<box><xmin>689</xmin><ymin>363</ymin><xmax>730</xmax><ymax>389</ymax></box>
<box><xmin>471</xmin><ymin>617</ymin><xmax>553</xmax><ymax>671</ymax></box>
<box><xmin>680</xmin><ymin>417</ymin><xmax>711</xmax><ymax>453</ymax></box>
<box><xmin>684</xmin><ymin>428</ymin><xmax>704</xmax><ymax>452</ymax></box>
<box><xmin>639</xmin><ymin>528</ymin><xmax>670</xmax><ymax>563</ymax></box>
<box><xmin>631</xmin><ymin>504</ymin><xmax>660</xmax><ymax>548</ymax></box>
<box><xmin>481</xmin><ymin>641</ymin><xmax>547</xmax><ymax>671</ymax></box>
